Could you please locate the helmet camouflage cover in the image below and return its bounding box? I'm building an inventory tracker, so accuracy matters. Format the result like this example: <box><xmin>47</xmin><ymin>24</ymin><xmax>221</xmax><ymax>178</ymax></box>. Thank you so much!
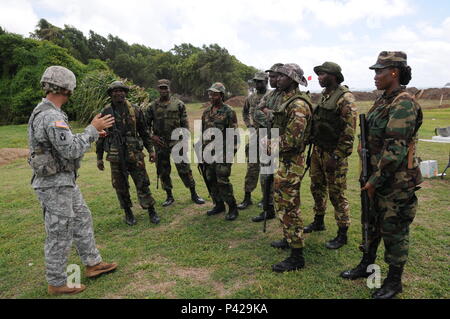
<box><xmin>40</xmin><ymin>66</ymin><xmax>76</xmax><ymax>92</ymax></box>
<box><xmin>208</xmin><ymin>82</ymin><xmax>226</xmax><ymax>94</ymax></box>
<box><xmin>107</xmin><ymin>81</ymin><xmax>130</xmax><ymax>95</ymax></box>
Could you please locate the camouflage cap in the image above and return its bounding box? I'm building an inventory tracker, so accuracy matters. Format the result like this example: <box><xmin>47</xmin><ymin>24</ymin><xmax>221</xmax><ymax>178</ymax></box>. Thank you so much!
<box><xmin>265</xmin><ymin>63</ymin><xmax>284</xmax><ymax>73</ymax></box>
<box><xmin>314</xmin><ymin>61</ymin><xmax>344</xmax><ymax>83</ymax></box>
<box><xmin>207</xmin><ymin>82</ymin><xmax>226</xmax><ymax>94</ymax></box>
<box><xmin>369</xmin><ymin>51</ymin><xmax>408</xmax><ymax>70</ymax></box>
<box><xmin>107</xmin><ymin>81</ymin><xmax>129</xmax><ymax>95</ymax></box>
<box><xmin>40</xmin><ymin>66</ymin><xmax>76</xmax><ymax>92</ymax></box>
<box><xmin>277</xmin><ymin>63</ymin><xmax>308</xmax><ymax>87</ymax></box>
<box><xmin>253</xmin><ymin>71</ymin><xmax>268</xmax><ymax>81</ymax></box>
<box><xmin>157</xmin><ymin>79</ymin><xmax>171</xmax><ymax>88</ymax></box>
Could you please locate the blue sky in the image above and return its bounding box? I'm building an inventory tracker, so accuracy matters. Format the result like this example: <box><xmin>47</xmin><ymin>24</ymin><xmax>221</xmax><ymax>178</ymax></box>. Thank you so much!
<box><xmin>2</xmin><ymin>0</ymin><xmax>450</xmax><ymax>91</ymax></box>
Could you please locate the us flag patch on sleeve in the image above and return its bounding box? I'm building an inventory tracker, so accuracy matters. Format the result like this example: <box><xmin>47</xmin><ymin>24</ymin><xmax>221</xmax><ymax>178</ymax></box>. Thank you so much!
<box><xmin>54</xmin><ymin>121</ymin><xmax>69</xmax><ymax>129</ymax></box>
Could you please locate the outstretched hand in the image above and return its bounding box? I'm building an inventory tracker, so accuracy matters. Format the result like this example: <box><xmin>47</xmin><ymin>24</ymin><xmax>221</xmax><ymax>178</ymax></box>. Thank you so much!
<box><xmin>91</xmin><ymin>114</ymin><xmax>115</xmax><ymax>132</ymax></box>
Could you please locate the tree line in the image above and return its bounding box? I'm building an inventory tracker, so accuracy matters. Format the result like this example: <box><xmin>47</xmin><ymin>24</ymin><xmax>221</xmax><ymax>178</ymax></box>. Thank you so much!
<box><xmin>0</xmin><ymin>19</ymin><xmax>257</xmax><ymax>124</ymax></box>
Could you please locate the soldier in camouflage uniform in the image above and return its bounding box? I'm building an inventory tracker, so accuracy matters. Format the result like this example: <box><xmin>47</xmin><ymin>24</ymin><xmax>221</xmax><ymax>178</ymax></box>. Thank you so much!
<box><xmin>340</xmin><ymin>52</ymin><xmax>423</xmax><ymax>299</ymax></box>
<box><xmin>251</xmin><ymin>63</ymin><xmax>284</xmax><ymax>222</ymax></box>
<box><xmin>28</xmin><ymin>66</ymin><xmax>118</xmax><ymax>295</ymax></box>
<box><xmin>96</xmin><ymin>81</ymin><xmax>160</xmax><ymax>226</ymax></box>
<box><xmin>145</xmin><ymin>79</ymin><xmax>205</xmax><ymax>207</ymax></box>
<box><xmin>237</xmin><ymin>72</ymin><xmax>268</xmax><ymax>211</ymax></box>
<box><xmin>304</xmin><ymin>62</ymin><xmax>357</xmax><ymax>250</ymax></box>
<box><xmin>201</xmin><ymin>82</ymin><xmax>239</xmax><ymax>221</ymax></box>
<box><xmin>269</xmin><ymin>64</ymin><xmax>313</xmax><ymax>272</ymax></box>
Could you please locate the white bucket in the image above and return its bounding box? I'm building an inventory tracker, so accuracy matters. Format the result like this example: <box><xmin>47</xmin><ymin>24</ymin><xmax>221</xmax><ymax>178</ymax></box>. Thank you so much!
<box><xmin>419</xmin><ymin>160</ymin><xmax>439</xmax><ymax>178</ymax></box>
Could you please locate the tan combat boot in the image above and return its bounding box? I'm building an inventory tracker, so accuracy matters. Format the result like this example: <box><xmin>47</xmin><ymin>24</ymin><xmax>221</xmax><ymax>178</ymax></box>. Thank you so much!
<box><xmin>48</xmin><ymin>284</ymin><xmax>86</xmax><ymax>295</ymax></box>
<box><xmin>85</xmin><ymin>261</ymin><xmax>118</xmax><ymax>278</ymax></box>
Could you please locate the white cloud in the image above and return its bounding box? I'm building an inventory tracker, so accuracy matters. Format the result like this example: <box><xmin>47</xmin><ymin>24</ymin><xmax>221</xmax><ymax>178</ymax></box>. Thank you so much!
<box><xmin>307</xmin><ymin>0</ymin><xmax>414</xmax><ymax>28</ymax></box>
<box><xmin>0</xmin><ymin>0</ymin><xmax>39</xmax><ymax>35</ymax></box>
<box><xmin>383</xmin><ymin>25</ymin><xmax>420</xmax><ymax>43</ymax></box>
<box><xmin>1</xmin><ymin>0</ymin><xmax>449</xmax><ymax>89</ymax></box>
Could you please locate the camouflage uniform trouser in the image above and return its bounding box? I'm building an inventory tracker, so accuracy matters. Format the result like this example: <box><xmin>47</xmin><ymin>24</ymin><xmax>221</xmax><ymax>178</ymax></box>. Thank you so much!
<box><xmin>244</xmin><ymin>142</ymin><xmax>261</xmax><ymax>193</ymax></box>
<box><xmin>110</xmin><ymin>151</ymin><xmax>155</xmax><ymax>209</ymax></box>
<box><xmin>365</xmin><ymin>187</ymin><xmax>418</xmax><ymax>267</ymax></box>
<box><xmin>274</xmin><ymin>157</ymin><xmax>305</xmax><ymax>249</ymax></box>
<box><xmin>205</xmin><ymin>162</ymin><xmax>236</xmax><ymax>206</ymax></box>
<box><xmin>258</xmin><ymin>129</ymin><xmax>274</xmax><ymax>205</ymax></box>
<box><xmin>309</xmin><ymin>147</ymin><xmax>350</xmax><ymax>227</ymax></box>
<box><xmin>156</xmin><ymin>147</ymin><xmax>195</xmax><ymax>191</ymax></box>
<box><xmin>35</xmin><ymin>185</ymin><xmax>102</xmax><ymax>286</ymax></box>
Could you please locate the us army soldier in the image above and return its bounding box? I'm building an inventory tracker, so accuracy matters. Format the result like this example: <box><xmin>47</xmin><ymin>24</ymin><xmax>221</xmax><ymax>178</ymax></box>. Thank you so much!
<box><xmin>28</xmin><ymin>66</ymin><xmax>118</xmax><ymax>295</ymax></box>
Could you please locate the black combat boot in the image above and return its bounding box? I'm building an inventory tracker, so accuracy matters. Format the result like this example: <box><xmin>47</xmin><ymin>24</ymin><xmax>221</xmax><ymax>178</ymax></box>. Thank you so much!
<box><xmin>270</xmin><ymin>238</ymin><xmax>290</xmax><ymax>249</ymax></box>
<box><xmin>325</xmin><ymin>226</ymin><xmax>348</xmax><ymax>249</ymax></box>
<box><xmin>372</xmin><ymin>265</ymin><xmax>404</xmax><ymax>299</ymax></box>
<box><xmin>252</xmin><ymin>206</ymin><xmax>275</xmax><ymax>222</ymax></box>
<box><xmin>123</xmin><ymin>207</ymin><xmax>137</xmax><ymax>226</ymax></box>
<box><xmin>162</xmin><ymin>190</ymin><xmax>175</xmax><ymax>207</ymax></box>
<box><xmin>190</xmin><ymin>187</ymin><xmax>205</xmax><ymax>205</ymax></box>
<box><xmin>340</xmin><ymin>241</ymin><xmax>378</xmax><ymax>280</ymax></box>
<box><xmin>257</xmin><ymin>200</ymin><xmax>263</xmax><ymax>208</ymax></box>
<box><xmin>237</xmin><ymin>192</ymin><xmax>252</xmax><ymax>210</ymax></box>
<box><xmin>148</xmin><ymin>206</ymin><xmax>160</xmax><ymax>224</ymax></box>
<box><xmin>207</xmin><ymin>201</ymin><xmax>225</xmax><ymax>216</ymax></box>
<box><xmin>272</xmin><ymin>248</ymin><xmax>305</xmax><ymax>273</ymax></box>
<box><xmin>225</xmin><ymin>202</ymin><xmax>239</xmax><ymax>221</ymax></box>
<box><xmin>304</xmin><ymin>214</ymin><xmax>326</xmax><ymax>233</ymax></box>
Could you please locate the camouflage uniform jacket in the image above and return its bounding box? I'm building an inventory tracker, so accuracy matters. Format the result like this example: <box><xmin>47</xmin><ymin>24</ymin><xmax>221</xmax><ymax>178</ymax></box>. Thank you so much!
<box><xmin>273</xmin><ymin>88</ymin><xmax>313</xmax><ymax>160</ymax></box>
<box><xmin>315</xmin><ymin>87</ymin><xmax>357</xmax><ymax>158</ymax></box>
<box><xmin>366</xmin><ymin>87</ymin><xmax>423</xmax><ymax>191</ymax></box>
<box><xmin>28</xmin><ymin>98</ymin><xmax>99</xmax><ymax>188</ymax></box>
<box><xmin>242</xmin><ymin>91</ymin><xmax>266</xmax><ymax>128</ymax></box>
<box><xmin>254</xmin><ymin>89</ymin><xmax>283</xmax><ymax>127</ymax></box>
<box><xmin>201</xmin><ymin>103</ymin><xmax>238</xmax><ymax>158</ymax></box>
<box><xmin>146</xmin><ymin>96</ymin><xmax>189</xmax><ymax>148</ymax></box>
<box><xmin>96</xmin><ymin>100</ymin><xmax>153</xmax><ymax>160</ymax></box>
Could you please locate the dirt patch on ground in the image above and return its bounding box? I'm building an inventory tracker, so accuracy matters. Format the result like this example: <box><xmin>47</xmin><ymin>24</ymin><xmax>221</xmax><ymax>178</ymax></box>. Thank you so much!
<box><xmin>202</xmin><ymin>96</ymin><xmax>247</xmax><ymax>109</ymax></box>
<box><xmin>0</xmin><ymin>148</ymin><xmax>29</xmax><ymax>166</ymax></box>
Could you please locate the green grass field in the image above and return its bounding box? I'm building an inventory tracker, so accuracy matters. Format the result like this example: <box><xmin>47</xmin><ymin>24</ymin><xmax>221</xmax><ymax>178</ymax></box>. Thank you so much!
<box><xmin>0</xmin><ymin>100</ymin><xmax>449</xmax><ymax>299</ymax></box>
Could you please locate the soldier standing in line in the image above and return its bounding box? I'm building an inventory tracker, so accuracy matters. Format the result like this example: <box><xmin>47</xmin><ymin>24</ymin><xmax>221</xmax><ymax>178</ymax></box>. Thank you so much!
<box><xmin>28</xmin><ymin>66</ymin><xmax>118</xmax><ymax>295</ymax></box>
<box><xmin>269</xmin><ymin>64</ymin><xmax>313</xmax><ymax>272</ymax></box>
<box><xmin>340</xmin><ymin>52</ymin><xmax>423</xmax><ymax>299</ymax></box>
<box><xmin>251</xmin><ymin>63</ymin><xmax>284</xmax><ymax>222</ymax></box>
<box><xmin>145</xmin><ymin>79</ymin><xmax>205</xmax><ymax>207</ymax></box>
<box><xmin>201</xmin><ymin>82</ymin><xmax>239</xmax><ymax>221</ymax></box>
<box><xmin>304</xmin><ymin>62</ymin><xmax>357</xmax><ymax>249</ymax></box>
<box><xmin>96</xmin><ymin>81</ymin><xmax>160</xmax><ymax>226</ymax></box>
<box><xmin>237</xmin><ymin>72</ymin><xmax>268</xmax><ymax>211</ymax></box>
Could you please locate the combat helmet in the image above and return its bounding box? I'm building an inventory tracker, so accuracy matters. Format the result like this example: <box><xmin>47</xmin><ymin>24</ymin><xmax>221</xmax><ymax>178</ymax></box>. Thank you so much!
<box><xmin>40</xmin><ymin>66</ymin><xmax>76</xmax><ymax>92</ymax></box>
<box><xmin>207</xmin><ymin>82</ymin><xmax>226</xmax><ymax>94</ymax></box>
<box><xmin>107</xmin><ymin>81</ymin><xmax>130</xmax><ymax>95</ymax></box>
